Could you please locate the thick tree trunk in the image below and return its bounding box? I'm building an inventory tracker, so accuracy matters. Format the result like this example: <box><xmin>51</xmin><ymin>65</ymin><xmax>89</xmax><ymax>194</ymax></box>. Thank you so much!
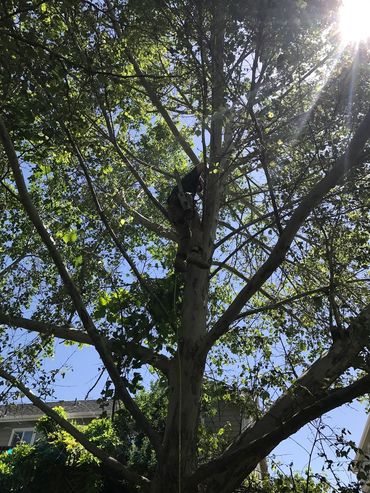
<box><xmin>151</xmin><ymin>263</ymin><xmax>209</xmax><ymax>493</ymax></box>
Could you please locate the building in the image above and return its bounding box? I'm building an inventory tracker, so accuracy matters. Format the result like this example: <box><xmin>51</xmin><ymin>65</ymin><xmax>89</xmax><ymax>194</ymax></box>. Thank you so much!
<box><xmin>0</xmin><ymin>397</ymin><xmax>247</xmax><ymax>450</ymax></box>
<box><xmin>354</xmin><ymin>415</ymin><xmax>370</xmax><ymax>492</ymax></box>
<box><xmin>0</xmin><ymin>399</ymin><xmax>108</xmax><ymax>452</ymax></box>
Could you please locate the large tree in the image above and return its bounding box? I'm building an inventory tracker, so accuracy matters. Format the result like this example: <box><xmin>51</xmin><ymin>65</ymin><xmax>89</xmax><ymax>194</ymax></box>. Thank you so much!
<box><xmin>0</xmin><ymin>0</ymin><xmax>369</xmax><ymax>492</ymax></box>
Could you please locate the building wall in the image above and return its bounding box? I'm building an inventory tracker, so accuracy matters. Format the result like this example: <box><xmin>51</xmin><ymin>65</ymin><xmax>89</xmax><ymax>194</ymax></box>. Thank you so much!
<box><xmin>203</xmin><ymin>401</ymin><xmax>251</xmax><ymax>439</ymax></box>
<box><xmin>0</xmin><ymin>424</ymin><xmax>12</xmax><ymax>447</ymax></box>
<box><xmin>0</xmin><ymin>420</ymin><xmax>37</xmax><ymax>447</ymax></box>
<box><xmin>355</xmin><ymin>445</ymin><xmax>370</xmax><ymax>493</ymax></box>
<box><xmin>0</xmin><ymin>417</ymin><xmax>95</xmax><ymax>448</ymax></box>
<box><xmin>355</xmin><ymin>414</ymin><xmax>370</xmax><ymax>492</ymax></box>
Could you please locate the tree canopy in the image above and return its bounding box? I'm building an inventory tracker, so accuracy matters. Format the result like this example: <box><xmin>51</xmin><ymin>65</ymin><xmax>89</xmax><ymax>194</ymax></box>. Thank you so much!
<box><xmin>0</xmin><ymin>1</ymin><xmax>369</xmax><ymax>492</ymax></box>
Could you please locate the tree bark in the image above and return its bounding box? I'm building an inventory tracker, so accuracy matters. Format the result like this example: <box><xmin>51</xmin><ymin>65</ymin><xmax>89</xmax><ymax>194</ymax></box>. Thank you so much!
<box><xmin>151</xmin><ymin>263</ymin><xmax>209</xmax><ymax>493</ymax></box>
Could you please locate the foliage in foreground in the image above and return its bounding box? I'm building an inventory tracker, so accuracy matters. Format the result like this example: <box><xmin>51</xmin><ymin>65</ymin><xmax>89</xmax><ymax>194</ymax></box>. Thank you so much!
<box><xmin>0</xmin><ymin>407</ymin><xmax>335</xmax><ymax>493</ymax></box>
<box><xmin>0</xmin><ymin>398</ymin><xmax>363</xmax><ymax>493</ymax></box>
<box><xmin>0</xmin><ymin>407</ymin><xmax>123</xmax><ymax>493</ymax></box>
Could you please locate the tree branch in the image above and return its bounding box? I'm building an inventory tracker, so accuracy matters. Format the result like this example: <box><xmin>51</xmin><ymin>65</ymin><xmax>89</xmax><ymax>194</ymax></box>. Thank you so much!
<box><xmin>249</xmin><ymin>106</ymin><xmax>283</xmax><ymax>234</ymax></box>
<box><xmin>0</xmin><ymin>367</ymin><xmax>150</xmax><ymax>491</ymax></box>
<box><xmin>191</xmin><ymin>374</ymin><xmax>370</xmax><ymax>492</ymax></box>
<box><xmin>235</xmin><ymin>286</ymin><xmax>328</xmax><ymax>320</ymax></box>
<box><xmin>64</xmin><ymin>126</ymin><xmax>171</xmax><ymax>323</ymax></box>
<box><xmin>112</xmin><ymin>143</ymin><xmax>175</xmax><ymax>179</ymax></box>
<box><xmin>93</xmin><ymin>108</ymin><xmax>171</xmax><ymax>222</ymax></box>
<box><xmin>190</xmin><ymin>304</ymin><xmax>370</xmax><ymax>490</ymax></box>
<box><xmin>104</xmin><ymin>0</ymin><xmax>199</xmax><ymax>168</ymax></box>
<box><xmin>0</xmin><ymin>312</ymin><xmax>170</xmax><ymax>375</ymax></box>
<box><xmin>205</xmin><ymin>107</ymin><xmax>370</xmax><ymax>350</ymax></box>
<box><xmin>0</xmin><ymin>116</ymin><xmax>162</xmax><ymax>454</ymax></box>
<box><xmin>126</xmin><ymin>51</ymin><xmax>200</xmax><ymax>167</ymax></box>
<box><xmin>211</xmin><ymin>260</ymin><xmax>307</xmax><ymax>327</ymax></box>
<box><xmin>214</xmin><ymin>199</ymin><xmax>299</xmax><ymax>250</ymax></box>
<box><xmin>0</xmin><ymin>253</ymin><xmax>28</xmax><ymax>277</ymax></box>
<box><xmin>0</xmin><ymin>312</ymin><xmax>90</xmax><ymax>344</ymax></box>
<box><xmin>200</xmin><ymin>0</ymin><xmax>227</xmax><ymax>259</ymax></box>
<box><xmin>113</xmin><ymin>191</ymin><xmax>177</xmax><ymax>241</ymax></box>
<box><xmin>0</xmin><ymin>27</ymin><xmax>172</xmax><ymax>81</ymax></box>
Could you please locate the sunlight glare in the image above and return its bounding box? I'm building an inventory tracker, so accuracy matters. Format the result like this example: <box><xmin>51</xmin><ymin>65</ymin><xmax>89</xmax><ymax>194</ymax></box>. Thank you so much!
<box><xmin>339</xmin><ymin>0</ymin><xmax>370</xmax><ymax>44</ymax></box>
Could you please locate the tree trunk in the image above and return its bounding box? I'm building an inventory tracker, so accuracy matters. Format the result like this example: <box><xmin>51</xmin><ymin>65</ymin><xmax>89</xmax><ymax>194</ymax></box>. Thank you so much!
<box><xmin>151</xmin><ymin>263</ymin><xmax>209</xmax><ymax>493</ymax></box>
<box><xmin>152</xmin><ymin>3</ymin><xmax>226</xmax><ymax>491</ymax></box>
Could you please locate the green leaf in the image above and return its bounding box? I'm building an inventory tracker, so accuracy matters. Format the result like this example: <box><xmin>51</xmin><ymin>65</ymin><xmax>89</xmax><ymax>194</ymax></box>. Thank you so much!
<box><xmin>73</xmin><ymin>255</ymin><xmax>83</xmax><ymax>267</ymax></box>
<box><xmin>61</xmin><ymin>231</ymin><xmax>78</xmax><ymax>244</ymax></box>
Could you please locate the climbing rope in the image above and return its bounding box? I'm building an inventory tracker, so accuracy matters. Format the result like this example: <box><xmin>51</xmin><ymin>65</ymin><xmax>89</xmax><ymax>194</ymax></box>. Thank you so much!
<box><xmin>173</xmin><ymin>275</ymin><xmax>182</xmax><ymax>493</ymax></box>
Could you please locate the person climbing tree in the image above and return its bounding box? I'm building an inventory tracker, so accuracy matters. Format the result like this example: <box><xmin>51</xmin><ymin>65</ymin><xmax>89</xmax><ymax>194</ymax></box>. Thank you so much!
<box><xmin>167</xmin><ymin>162</ymin><xmax>207</xmax><ymax>272</ymax></box>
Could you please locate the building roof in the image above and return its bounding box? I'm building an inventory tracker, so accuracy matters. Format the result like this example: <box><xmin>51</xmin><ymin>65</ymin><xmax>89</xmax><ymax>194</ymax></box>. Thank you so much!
<box><xmin>0</xmin><ymin>400</ymin><xmax>111</xmax><ymax>423</ymax></box>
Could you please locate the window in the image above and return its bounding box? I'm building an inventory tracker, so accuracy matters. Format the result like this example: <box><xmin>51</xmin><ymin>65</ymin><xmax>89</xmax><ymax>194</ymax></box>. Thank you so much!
<box><xmin>8</xmin><ymin>428</ymin><xmax>36</xmax><ymax>447</ymax></box>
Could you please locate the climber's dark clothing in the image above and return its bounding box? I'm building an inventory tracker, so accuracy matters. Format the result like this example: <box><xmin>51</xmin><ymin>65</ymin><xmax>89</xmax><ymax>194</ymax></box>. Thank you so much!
<box><xmin>167</xmin><ymin>166</ymin><xmax>203</xmax><ymax>205</ymax></box>
<box><xmin>167</xmin><ymin>166</ymin><xmax>203</xmax><ymax>271</ymax></box>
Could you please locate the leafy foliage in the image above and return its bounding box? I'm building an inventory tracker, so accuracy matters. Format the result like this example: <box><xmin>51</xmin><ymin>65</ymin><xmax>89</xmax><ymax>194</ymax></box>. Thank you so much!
<box><xmin>0</xmin><ymin>408</ymin><xmax>107</xmax><ymax>493</ymax></box>
<box><xmin>0</xmin><ymin>0</ymin><xmax>369</xmax><ymax>492</ymax></box>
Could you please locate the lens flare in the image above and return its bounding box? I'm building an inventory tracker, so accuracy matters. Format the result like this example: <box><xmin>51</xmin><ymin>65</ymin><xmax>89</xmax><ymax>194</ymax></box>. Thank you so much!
<box><xmin>339</xmin><ymin>0</ymin><xmax>370</xmax><ymax>44</ymax></box>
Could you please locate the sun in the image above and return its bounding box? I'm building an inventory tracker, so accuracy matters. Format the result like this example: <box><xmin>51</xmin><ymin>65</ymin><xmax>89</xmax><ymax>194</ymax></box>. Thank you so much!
<box><xmin>339</xmin><ymin>0</ymin><xmax>370</xmax><ymax>43</ymax></box>
<box><xmin>339</xmin><ymin>0</ymin><xmax>370</xmax><ymax>44</ymax></box>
